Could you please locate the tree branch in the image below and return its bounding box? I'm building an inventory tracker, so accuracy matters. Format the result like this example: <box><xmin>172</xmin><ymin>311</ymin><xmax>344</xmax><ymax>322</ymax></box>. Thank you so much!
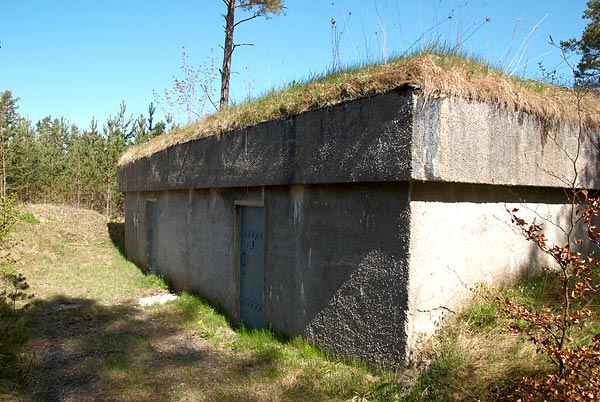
<box><xmin>234</xmin><ymin>13</ymin><xmax>260</xmax><ymax>28</ymax></box>
<box><xmin>201</xmin><ymin>84</ymin><xmax>219</xmax><ymax>112</ymax></box>
<box><xmin>233</xmin><ymin>43</ymin><xmax>254</xmax><ymax>49</ymax></box>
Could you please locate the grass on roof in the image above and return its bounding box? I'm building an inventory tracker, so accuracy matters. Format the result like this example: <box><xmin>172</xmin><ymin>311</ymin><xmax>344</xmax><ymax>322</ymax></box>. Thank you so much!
<box><xmin>119</xmin><ymin>51</ymin><xmax>600</xmax><ymax>166</ymax></box>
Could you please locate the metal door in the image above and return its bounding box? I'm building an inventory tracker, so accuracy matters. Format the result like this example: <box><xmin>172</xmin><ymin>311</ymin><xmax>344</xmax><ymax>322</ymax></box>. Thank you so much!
<box><xmin>239</xmin><ymin>206</ymin><xmax>264</xmax><ymax>329</ymax></box>
<box><xmin>147</xmin><ymin>201</ymin><xmax>157</xmax><ymax>273</ymax></box>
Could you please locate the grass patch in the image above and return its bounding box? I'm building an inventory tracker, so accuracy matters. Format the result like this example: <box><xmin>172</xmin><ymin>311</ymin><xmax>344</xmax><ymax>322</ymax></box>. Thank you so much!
<box><xmin>410</xmin><ymin>269</ymin><xmax>600</xmax><ymax>401</ymax></box>
<box><xmin>18</xmin><ymin>212</ymin><xmax>38</xmax><ymax>224</ymax></box>
<box><xmin>120</xmin><ymin>51</ymin><xmax>600</xmax><ymax>165</ymax></box>
<box><xmin>3</xmin><ymin>203</ymin><xmax>599</xmax><ymax>401</ymax></box>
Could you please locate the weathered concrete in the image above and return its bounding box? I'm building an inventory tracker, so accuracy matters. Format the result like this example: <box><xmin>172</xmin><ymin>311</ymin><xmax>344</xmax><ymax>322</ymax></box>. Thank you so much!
<box><xmin>404</xmin><ymin>182</ymin><xmax>579</xmax><ymax>361</ymax></box>
<box><xmin>124</xmin><ymin>183</ymin><xmax>410</xmax><ymax>365</ymax></box>
<box><xmin>412</xmin><ymin>96</ymin><xmax>600</xmax><ymax>188</ymax></box>
<box><xmin>266</xmin><ymin>183</ymin><xmax>410</xmax><ymax>364</ymax></box>
<box><xmin>120</xmin><ymin>92</ymin><xmax>600</xmax><ymax>193</ymax></box>
<box><xmin>118</xmin><ymin>88</ymin><xmax>600</xmax><ymax>366</ymax></box>
<box><xmin>118</xmin><ymin>91</ymin><xmax>414</xmax><ymax>192</ymax></box>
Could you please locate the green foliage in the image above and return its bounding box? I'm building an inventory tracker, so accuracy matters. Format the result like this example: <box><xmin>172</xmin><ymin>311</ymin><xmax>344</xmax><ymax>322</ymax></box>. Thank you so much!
<box><xmin>0</xmin><ymin>193</ymin><xmax>25</xmax><ymax>306</ymax></box>
<box><xmin>0</xmin><ymin>193</ymin><xmax>30</xmax><ymax>388</ymax></box>
<box><xmin>420</xmin><ymin>342</ymin><xmax>471</xmax><ymax>399</ymax></box>
<box><xmin>18</xmin><ymin>212</ymin><xmax>38</xmax><ymax>224</ymax></box>
<box><xmin>137</xmin><ymin>273</ymin><xmax>169</xmax><ymax>290</ymax></box>
<box><xmin>463</xmin><ymin>298</ymin><xmax>498</xmax><ymax>330</ymax></box>
<box><xmin>0</xmin><ymin>271</ymin><xmax>34</xmax><ymax>313</ymax></box>
<box><xmin>0</xmin><ymin>91</ymin><xmax>167</xmax><ymax>217</ymax></box>
<box><xmin>561</xmin><ymin>0</ymin><xmax>600</xmax><ymax>86</ymax></box>
<box><xmin>0</xmin><ymin>193</ymin><xmax>19</xmax><ymax>246</ymax></box>
<box><xmin>237</xmin><ymin>0</ymin><xmax>284</xmax><ymax>15</ymax></box>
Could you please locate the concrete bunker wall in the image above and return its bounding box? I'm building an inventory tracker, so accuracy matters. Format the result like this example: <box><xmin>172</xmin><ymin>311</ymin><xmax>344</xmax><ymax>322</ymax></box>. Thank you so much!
<box><xmin>124</xmin><ymin>182</ymin><xmax>411</xmax><ymax>365</ymax></box>
<box><xmin>404</xmin><ymin>182</ymin><xmax>583</xmax><ymax>359</ymax></box>
<box><xmin>119</xmin><ymin>88</ymin><xmax>600</xmax><ymax>366</ymax></box>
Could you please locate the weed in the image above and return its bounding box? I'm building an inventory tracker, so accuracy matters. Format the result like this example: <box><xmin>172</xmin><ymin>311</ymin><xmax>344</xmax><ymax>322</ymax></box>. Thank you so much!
<box><xmin>196</xmin><ymin>319</ymin><xmax>215</xmax><ymax>338</ymax></box>
<box><xmin>462</xmin><ymin>298</ymin><xmax>498</xmax><ymax>330</ymax></box>
<box><xmin>137</xmin><ymin>273</ymin><xmax>169</xmax><ymax>290</ymax></box>
<box><xmin>18</xmin><ymin>212</ymin><xmax>38</xmax><ymax>224</ymax></box>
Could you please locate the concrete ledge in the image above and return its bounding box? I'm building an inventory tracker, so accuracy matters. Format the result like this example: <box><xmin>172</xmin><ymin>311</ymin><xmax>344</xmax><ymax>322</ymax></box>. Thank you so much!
<box><xmin>119</xmin><ymin>91</ymin><xmax>600</xmax><ymax>192</ymax></box>
<box><xmin>118</xmin><ymin>90</ymin><xmax>414</xmax><ymax>192</ymax></box>
<box><xmin>412</xmin><ymin>96</ymin><xmax>600</xmax><ymax>188</ymax></box>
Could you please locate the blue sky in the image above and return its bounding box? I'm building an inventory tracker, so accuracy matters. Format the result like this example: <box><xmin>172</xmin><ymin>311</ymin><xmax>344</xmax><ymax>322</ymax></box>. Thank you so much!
<box><xmin>0</xmin><ymin>0</ymin><xmax>590</xmax><ymax>129</ymax></box>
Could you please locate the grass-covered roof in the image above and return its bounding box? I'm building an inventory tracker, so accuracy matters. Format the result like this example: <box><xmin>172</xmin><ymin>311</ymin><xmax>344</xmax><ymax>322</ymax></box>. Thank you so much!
<box><xmin>119</xmin><ymin>53</ymin><xmax>600</xmax><ymax>166</ymax></box>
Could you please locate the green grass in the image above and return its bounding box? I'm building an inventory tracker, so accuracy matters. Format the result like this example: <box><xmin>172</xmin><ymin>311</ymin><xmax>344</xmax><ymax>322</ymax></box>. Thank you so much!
<box><xmin>17</xmin><ymin>213</ymin><xmax>38</xmax><ymax>224</ymax></box>
<box><xmin>1</xmin><ymin>203</ymin><xmax>418</xmax><ymax>401</ymax></box>
<box><xmin>120</xmin><ymin>50</ymin><xmax>600</xmax><ymax>166</ymax></box>
<box><xmin>2</xmin><ymin>203</ymin><xmax>599</xmax><ymax>401</ymax></box>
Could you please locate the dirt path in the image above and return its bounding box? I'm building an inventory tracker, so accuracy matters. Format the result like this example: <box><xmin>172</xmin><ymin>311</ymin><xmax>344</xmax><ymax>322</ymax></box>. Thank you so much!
<box><xmin>24</xmin><ymin>298</ymin><xmax>211</xmax><ymax>402</ymax></box>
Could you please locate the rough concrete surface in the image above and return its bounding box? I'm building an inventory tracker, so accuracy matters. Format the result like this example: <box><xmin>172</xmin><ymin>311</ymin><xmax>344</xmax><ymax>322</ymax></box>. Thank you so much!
<box><xmin>411</xmin><ymin>96</ymin><xmax>600</xmax><ymax>188</ymax></box>
<box><xmin>405</xmin><ymin>182</ymin><xmax>577</xmax><ymax>361</ymax></box>
<box><xmin>118</xmin><ymin>90</ymin><xmax>414</xmax><ymax>192</ymax></box>
<box><xmin>118</xmin><ymin>89</ymin><xmax>600</xmax><ymax>366</ymax></box>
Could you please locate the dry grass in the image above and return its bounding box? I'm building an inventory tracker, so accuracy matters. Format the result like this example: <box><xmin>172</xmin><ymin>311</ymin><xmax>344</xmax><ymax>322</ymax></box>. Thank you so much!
<box><xmin>412</xmin><ymin>318</ymin><xmax>546</xmax><ymax>401</ymax></box>
<box><xmin>119</xmin><ymin>52</ymin><xmax>600</xmax><ymax>166</ymax></box>
<box><xmin>3</xmin><ymin>203</ymin><xmax>597</xmax><ymax>401</ymax></box>
<box><xmin>3</xmin><ymin>204</ymin><xmax>408</xmax><ymax>402</ymax></box>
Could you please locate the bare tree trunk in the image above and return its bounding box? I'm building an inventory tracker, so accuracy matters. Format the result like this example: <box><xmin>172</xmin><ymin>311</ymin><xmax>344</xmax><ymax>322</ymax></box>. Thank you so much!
<box><xmin>0</xmin><ymin>115</ymin><xmax>4</xmax><ymax>198</ymax></box>
<box><xmin>1</xmin><ymin>141</ymin><xmax>5</xmax><ymax>198</ymax></box>
<box><xmin>220</xmin><ymin>0</ymin><xmax>236</xmax><ymax>110</ymax></box>
<box><xmin>106</xmin><ymin>177</ymin><xmax>111</xmax><ymax>217</ymax></box>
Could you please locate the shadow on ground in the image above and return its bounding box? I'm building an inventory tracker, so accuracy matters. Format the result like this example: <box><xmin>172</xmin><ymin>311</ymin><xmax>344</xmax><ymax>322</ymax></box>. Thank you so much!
<box><xmin>107</xmin><ymin>222</ymin><xmax>126</xmax><ymax>258</ymax></box>
<box><xmin>20</xmin><ymin>294</ymin><xmax>281</xmax><ymax>402</ymax></box>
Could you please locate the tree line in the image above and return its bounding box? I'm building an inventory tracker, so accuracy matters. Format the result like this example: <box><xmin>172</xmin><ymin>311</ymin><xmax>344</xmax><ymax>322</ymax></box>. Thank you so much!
<box><xmin>0</xmin><ymin>1</ymin><xmax>285</xmax><ymax>219</ymax></box>
<box><xmin>0</xmin><ymin>91</ymin><xmax>165</xmax><ymax>217</ymax></box>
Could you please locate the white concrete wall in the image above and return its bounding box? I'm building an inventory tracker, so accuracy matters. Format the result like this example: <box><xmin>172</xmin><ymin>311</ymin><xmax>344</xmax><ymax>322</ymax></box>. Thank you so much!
<box><xmin>411</xmin><ymin>96</ymin><xmax>600</xmax><ymax>189</ymax></box>
<box><xmin>405</xmin><ymin>192</ymin><xmax>576</xmax><ymax>362</ymax></box>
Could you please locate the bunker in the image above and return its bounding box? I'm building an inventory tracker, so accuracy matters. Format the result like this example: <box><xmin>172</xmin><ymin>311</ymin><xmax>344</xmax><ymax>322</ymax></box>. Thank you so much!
<box><xmin>117</xmin><ymin>85</ymin><xmax>600</xmax><ymax>366</ymax></box>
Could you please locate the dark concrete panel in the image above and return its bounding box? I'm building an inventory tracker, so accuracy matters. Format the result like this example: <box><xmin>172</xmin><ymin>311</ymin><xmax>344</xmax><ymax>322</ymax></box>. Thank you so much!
<box><xmin>263</xmin><ymin>183</ymin><xmax>410</xmax><ymax>366</ymax></box>
<box><xmin>124</xmin><ymin>192</ymin><xmax>145</xmax><ymax>268</ymax></box>
<box><xmin>118</xmin><ymin>90</ymin><xmax>414</xmax><ymax>192</ymax></box>
<box><xmin>410</xmin><ymin>181</ymin><xmax>573</xmax><ymax>204</ymax></box>
<box><xmin>125</xmin><ymin>182</ymin><xmax>411</xmax><ymax>366</ymax></box>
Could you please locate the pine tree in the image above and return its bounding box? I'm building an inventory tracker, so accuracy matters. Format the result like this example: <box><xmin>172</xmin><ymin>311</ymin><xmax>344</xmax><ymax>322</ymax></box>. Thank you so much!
<box><xmin>6</xmin><ymin>118</ymin><xmax>41</xmax><ymax>202</ymax></box>
<box><xmin>36</xmin><ymin>117</ymin><xmax>70</xmax><ymax>203</ymax></box>
<box><xmin>562</xmin><ymin>0</ymin><xmax>600</xmax><ymax>86</ymax></box>
<box><xmin>80</xmin><ymin>118</ymin><xmax>104</xmax><ymax>211</ymax></box>
<box><xmin>0</xmin><ymin>91</ymin><xmax>19</xmax><ymax>197</ymax></box>
<box><xmin>100</xmin><ymin>102</ymin><xmax>132</xmax><ymax>217</ymax></box>
<box><xmin>219</xmin><ymin>0</ymin><xmax>284</xmax><ymax>110</ymax></box>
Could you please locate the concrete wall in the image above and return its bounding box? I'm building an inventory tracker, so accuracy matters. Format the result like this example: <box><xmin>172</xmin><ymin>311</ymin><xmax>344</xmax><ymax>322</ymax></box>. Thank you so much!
<box><xmin>411</xmin><ymin>96</ymin><xmax>600</xmax><ymax>189</ymax></box>
<box><xmin>120</xmin><ymin>93</ymin><xmax>600</xmax><ymax>193</ymax></box>
<box><xmin>404</xmin><ymin>182</ymin><xmax>579</xmax><ymax>362</ymax></box>
<box><xmin>124</xmin><ymin>182</ymin><xmax>411</xmax><ymax>366</ymax></box>
<box><xmin>119</xmin><ymin>89</ymin><xmax>600</xmax><ymax>366</ymax></box>
<box><xmin>125</xmin><ymin>187</ymin><xmax>261</xmax><ymax>316</ymax></box>
<box><xmin>118</xmin><ymin>90</ymin><xmax>414</xmax><ymax>192</ymax></box>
